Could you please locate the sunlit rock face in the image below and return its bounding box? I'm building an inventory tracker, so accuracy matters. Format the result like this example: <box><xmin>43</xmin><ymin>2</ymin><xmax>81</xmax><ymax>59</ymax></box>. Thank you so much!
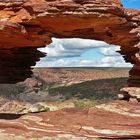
<box><xmin>0</xmin><ymin>0</ymin><xmax>139</xmax><ymax>85</ymax></box>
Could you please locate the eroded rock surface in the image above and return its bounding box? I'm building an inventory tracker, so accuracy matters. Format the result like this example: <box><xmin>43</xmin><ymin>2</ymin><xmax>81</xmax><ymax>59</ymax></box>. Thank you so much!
<box><xmin>120</xmin><ymin>87</ymin><xmax>140</xmax><ymax>102</ymax></box>
<box><xmin>0</xmin><ymin>101</ymin><xmax>139</xmax><ymax>139</ymax></box>
<box><xmin>0</xmin><ymin>0</ymin><xmax>139</xmax><ymax>49</ymax></box>
<box><xmin>0</xmin><ymin>1</ymin><xmax>139</xmax><ymax>138</ymax></box>
<box><xmin>0</xmin><ymin>0</ymin><xmax>139</xmax><ymax>84</ymax></box>
<box><xmin>0</xmin><ymin>48</ymin><xmax>45</xmax><ymax>83</ymax></box>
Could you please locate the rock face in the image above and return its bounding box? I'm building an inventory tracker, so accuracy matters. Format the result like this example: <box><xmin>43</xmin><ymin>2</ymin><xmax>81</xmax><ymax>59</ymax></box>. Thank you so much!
<box><xmin>0</xmin><ymin>101</ymin><xmax>140</xmax><ymax>139</ymax></box>
<box><xmin>0</xmin><ymin>0</ymin><xmax>139</xmax><ymax>49</ymax></box>
<box><xmin>0</xmin><ymin>0</ymin><xmax>139</xmax><ymax>84</ymax></box>
<box><xmin>0</xmin><ymin>48</ymin><xmax>45</xmax><ymax>83</ymax></box>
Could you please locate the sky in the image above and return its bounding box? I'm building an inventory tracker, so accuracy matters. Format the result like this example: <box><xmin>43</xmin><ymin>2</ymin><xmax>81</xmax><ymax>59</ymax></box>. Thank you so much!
<box><xmin>121</xmin><ymin>0</ymin><xmax>140</xmax><ymax>9</ymax></box>
<box><xmin>36</xmin><ymin>0</ymin><xmax>140</xmax><ymax>67</ymax></box>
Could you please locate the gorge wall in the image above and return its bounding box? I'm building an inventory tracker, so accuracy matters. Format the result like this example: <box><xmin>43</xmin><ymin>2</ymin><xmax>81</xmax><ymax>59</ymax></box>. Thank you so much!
<box><xmin>0</xmin><ymin>0</ymin><xmax>139</xmax><ymax>85</ymax></box>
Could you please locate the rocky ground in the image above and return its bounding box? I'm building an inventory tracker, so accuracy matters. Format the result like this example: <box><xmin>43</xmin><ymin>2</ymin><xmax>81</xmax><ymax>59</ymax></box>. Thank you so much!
<box><xmin>0</xmin><ymin>68</ymin><xmax>140</xmax><ymax>139</ymax></box>
<box><xmin>0</xmin><ymin>101</ymin><xmax>140</xmax><ymax>139</ymax></box>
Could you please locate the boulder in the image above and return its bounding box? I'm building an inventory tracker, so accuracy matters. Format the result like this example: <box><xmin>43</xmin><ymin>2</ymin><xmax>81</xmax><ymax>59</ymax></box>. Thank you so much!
<box><xmin>120</xmin><ymin>87</ymin><xmax>140</xmax><ymax>102</ymax></box>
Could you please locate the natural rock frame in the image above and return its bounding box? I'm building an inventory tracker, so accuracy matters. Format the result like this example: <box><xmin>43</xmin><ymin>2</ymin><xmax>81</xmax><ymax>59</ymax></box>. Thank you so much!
<box><xmin>0</xmin><ymin>0</ymin><xmax>139</xmax><ymax>86</ymax></box>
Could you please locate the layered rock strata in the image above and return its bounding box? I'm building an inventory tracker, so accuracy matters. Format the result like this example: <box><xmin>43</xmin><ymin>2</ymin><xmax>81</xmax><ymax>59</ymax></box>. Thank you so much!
<box><xmin>0</xmin><ymin>1</ymin><xmax>139</xmax><ymax>139</ymax></box>
<box><xmin>0</xmin><ymin>0</ymin><xmax>139</xmax><ymax>84</ymax></box>
<box><xmin>0</xmin><ymin>101</ymin><xmax>139</xmax><ymax>139</ymax></box>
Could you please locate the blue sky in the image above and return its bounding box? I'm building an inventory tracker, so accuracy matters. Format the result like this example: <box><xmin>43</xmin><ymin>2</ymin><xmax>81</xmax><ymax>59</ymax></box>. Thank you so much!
<box><xmin>121</xmin><ymin>0</ymin><xmax>140</xmax><ymax>9</ymax></box>
<box><xmin>36</xmin><ymin>1</ymin><xmax>139</xmax><ymax>67</ymax></box>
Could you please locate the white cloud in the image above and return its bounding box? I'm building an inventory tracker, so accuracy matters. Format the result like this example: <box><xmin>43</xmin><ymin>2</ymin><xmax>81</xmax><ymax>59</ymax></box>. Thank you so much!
<box><xmin>36</xmin><ymin>57</ymin><xmax>132</xmax><ymax>67</ymax></box>
<box><xmin>99</xmin><ymin>46</ymin><xmax>120</xmax><ymax>56</ymax></box>
<box><xmin>36</xmin><ymin>38</ymin><xmax>132</xmax><ymax>67</ymax></box>
<box><xmin>38</xmin><ymin>38</ymin><xmax>111</xmax><ymax>59</ymax></box>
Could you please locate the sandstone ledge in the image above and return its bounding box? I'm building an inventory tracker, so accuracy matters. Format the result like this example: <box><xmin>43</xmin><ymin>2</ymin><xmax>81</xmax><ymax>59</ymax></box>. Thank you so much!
<box><xmin>0</xmin><ymin>101</ymin><xmax>140</xmax><ymax>139</ymax></box>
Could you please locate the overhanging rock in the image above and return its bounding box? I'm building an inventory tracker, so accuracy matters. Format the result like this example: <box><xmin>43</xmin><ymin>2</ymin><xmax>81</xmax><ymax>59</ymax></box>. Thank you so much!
<box><xmin>0</xmin><ymin>0</ymin><xmax>139</xmax><ymax>84</ymax></box>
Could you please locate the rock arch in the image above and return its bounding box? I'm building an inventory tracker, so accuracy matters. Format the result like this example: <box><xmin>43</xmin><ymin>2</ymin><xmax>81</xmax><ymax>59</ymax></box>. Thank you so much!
<box><xmin>0</xmin><ymin>0</ymin><xmax>139</xmax><ymax>85</ymax></box>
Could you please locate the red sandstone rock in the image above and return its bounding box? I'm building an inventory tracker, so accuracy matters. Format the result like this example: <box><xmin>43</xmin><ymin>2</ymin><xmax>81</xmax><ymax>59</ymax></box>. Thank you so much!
<box><xmin>0</xmin><ymin>101</ymin><xmax>139</xmax><ymax>139</ymax></box>
<box><xmin>0</xmin><ymin>1</ymin><xmax>138</xmax><ymax>139</ymax></box>
<box><xmin>0</xmin><ymin>0</ymin><xmax>138</xmax><ymax>49</ymax></box>
<box><xmin>0</xmin><ymin>0</ymin><xmax>139</xmax><ymax>85</ymax></box>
